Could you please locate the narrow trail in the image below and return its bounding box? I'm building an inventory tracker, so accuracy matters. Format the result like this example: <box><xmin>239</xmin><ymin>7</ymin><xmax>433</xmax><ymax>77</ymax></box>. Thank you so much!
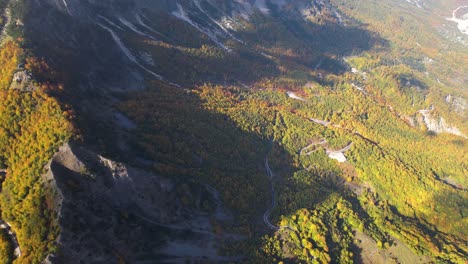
<box><xmin>262</xmin><ymin>142</ymin><xmax>317</xmax><ymax>260</ymax></box>
<box><xmin>263</xmin><ymin>144</ymin><xmax>294</xmax><ymax>231</ymax></box>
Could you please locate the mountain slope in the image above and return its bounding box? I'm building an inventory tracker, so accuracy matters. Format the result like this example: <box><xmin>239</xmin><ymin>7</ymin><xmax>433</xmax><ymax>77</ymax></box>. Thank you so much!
<box><xmin>0</xmin><ymin>0</ymin><xmax>466</xmax><ymax>263</ymax></box>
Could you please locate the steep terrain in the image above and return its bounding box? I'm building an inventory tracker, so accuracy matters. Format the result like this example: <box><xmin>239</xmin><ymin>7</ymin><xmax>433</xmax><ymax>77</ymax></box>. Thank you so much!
<box><xmin>0</xmin><ymin>0</ymin><xmax>466</xmax><ymax>263</ymax></box>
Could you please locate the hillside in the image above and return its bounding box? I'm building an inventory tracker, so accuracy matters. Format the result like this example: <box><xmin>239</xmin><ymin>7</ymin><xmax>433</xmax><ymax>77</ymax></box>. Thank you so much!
<box><xmin>0</xmin><ymin>0</ymin><xmax>466</xmax><ymax>263</ymax></box>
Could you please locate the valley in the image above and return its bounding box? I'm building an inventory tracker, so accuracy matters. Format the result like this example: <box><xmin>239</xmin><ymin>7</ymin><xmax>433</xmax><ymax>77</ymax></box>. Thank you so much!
<box><xmin>0</xmin><ymin>0</ymin><xmax>466</xmax><ymax>263</ymax></box>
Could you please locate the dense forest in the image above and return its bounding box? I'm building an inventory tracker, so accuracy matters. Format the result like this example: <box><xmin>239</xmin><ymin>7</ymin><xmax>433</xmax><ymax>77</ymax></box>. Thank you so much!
<box><xmin>0</xmin><ymin>0</ymin><xmax>466</xmax><ymax>263</ymax></box>
<box><xmin>119</xmin><ymin>80</ymin><xmax>466</xmax><ymax>263</ymax></box>
<box><xmin>0</xmin><ymin>41</ymin><xmax>72</xmax><ymax>263</ymax></box>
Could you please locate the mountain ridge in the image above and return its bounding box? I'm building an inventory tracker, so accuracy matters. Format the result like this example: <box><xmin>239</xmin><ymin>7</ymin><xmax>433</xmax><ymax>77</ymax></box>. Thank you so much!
<box><xmin>0</xmin><ymin>0</ymin><xmax>466</xmax><ymax>263</ymax></box>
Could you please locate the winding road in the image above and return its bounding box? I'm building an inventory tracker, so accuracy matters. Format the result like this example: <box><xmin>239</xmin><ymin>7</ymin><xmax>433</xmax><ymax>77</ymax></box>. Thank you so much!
<box><xmin>309</xmin><ymin>118</ymin><xmax>330</xmax><ymax>126</ymax></box>
<box><xmin>263</xmin><ymin>147</ymin><xmax>294</xmax><ymax>231</ymax></box>
<box><xmin>300</xmin><ymin>139</ymin><xmax>328</xmax><ymax>156</ymax></box>
<box><xmin>325</xmin><ymin>142</ymin><xmax>353</xmax><ymax>154</ymax></box>
<box><xmin>262</xmin><ymin>145</ymin><xmax>317</xmax><ymax>260</ymax></box>
<box><xmin>286</xmin><ymin>91</ymin><xmax>307</xmax><ymax>102</ymax></box>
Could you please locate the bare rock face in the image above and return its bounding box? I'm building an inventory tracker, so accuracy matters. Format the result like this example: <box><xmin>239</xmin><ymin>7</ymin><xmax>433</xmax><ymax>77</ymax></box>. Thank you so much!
<box><xmin>41</xmin><ymin>0</ymin><xmax>331</xmax><ymax>22</ymax></box>
<box><xmin>9</xmin><ymin>70</ymin><xmax>35</xmax><ymax>91</ymax></box>
<box><xmin>43</xmin><ymin>143</ymin><xmax>229</xmax><ymax>264</ymax></box>
<box><xmin>422</xmin><ymin>115</ymin><xmax>465</xmax><ymax>137</ymax></box>
<box><xmin>445</xmin><ymin>95</ymin><xmax>467</xmax><ymax>116</ymax></box>
<box><xmin>24</xmin><ymin>0</ymin><xmax>340</xmax><ymax>96</ymax></box>
<box><xmin>416</xmin><ymin>110</ymin><xmax>466</xmax><ymax>138</ymax></box>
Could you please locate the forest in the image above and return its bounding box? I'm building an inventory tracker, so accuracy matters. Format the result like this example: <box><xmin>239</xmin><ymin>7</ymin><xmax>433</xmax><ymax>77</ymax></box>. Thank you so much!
<box><xmin>105</xmin><ymin>0</ymin><xmax>468</xmax><ymax>262</ymax></box>
<box><xmin>0</xmin><ymin>0</ymin><xmax>465</xmax><ymax>263</ymax></box>
<box><xmin>119</xmin><ymin>81</ymin><xmax>466</xmax><ymax>263</ymax></box>
<box><xmin>0</xmin><ymin>41</ymin><xmax>73</xmax><ymax>263</ymax></box>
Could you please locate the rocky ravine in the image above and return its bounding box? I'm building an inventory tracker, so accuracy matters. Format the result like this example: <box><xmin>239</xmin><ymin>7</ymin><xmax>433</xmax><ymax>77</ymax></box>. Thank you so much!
<box><xmin>42</xmin><ymin>143</ymin><xmax>239</xmax><ymax>264</ymax></box>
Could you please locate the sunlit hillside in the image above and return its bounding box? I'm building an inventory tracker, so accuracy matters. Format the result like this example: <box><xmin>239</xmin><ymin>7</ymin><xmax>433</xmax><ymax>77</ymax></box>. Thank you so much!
<box><xmin>0</xmin><ymin>0</ymin><xmax>466</xmax><ymax>263</ymax></box>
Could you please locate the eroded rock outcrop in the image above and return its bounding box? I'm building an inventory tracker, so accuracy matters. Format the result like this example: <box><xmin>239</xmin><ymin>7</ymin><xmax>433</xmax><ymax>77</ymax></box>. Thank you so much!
<box><xmin>417</xmin><ymin>110</ymin><xmax>466</xmax><ymax>138</ymax></box>
<box><xmin>43</xmin><ymin>143</ymin><xmax>234</xmax><ymax>264</ymax></box>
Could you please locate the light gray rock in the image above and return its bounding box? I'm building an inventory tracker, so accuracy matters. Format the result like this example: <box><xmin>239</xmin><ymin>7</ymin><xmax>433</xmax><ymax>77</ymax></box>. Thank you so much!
<box><xmin>10</xmin><ymin>70</ymin><xmax>35</xmax><ymax>91</ymax></box>
<box><xmin>418</xmin><ymin>110</ymin><xmax>466</xmax><ymax>137</ymax></box>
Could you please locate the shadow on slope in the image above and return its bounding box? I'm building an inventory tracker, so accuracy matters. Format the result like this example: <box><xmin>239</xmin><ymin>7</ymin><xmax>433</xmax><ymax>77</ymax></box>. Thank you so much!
<box><xmin>20</xmin><ymin>1</ymin><xmax>389</xmax><ymax>160</ymax></box>
<box><xmin>22</xmin><ymin>0</ymin><xmax>389</xmax><ymax>90</ymax></box>
<box><xmin>116</xmin><ymin>81</ymin><xmax>344</xmax><ymax>261</ymax></box>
